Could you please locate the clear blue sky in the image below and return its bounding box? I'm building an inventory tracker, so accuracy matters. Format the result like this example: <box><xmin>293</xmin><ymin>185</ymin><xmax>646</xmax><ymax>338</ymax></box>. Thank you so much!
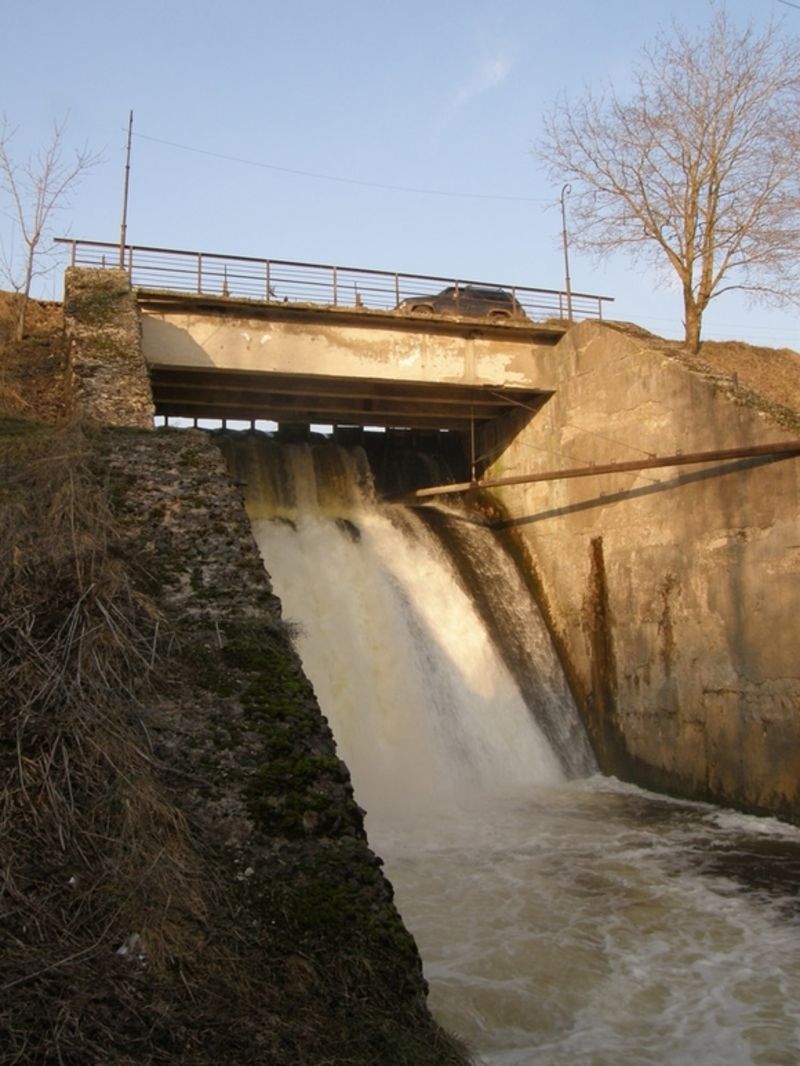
<box><xmin>2</xmin><ymin>0</ymin><xmax>798</xmax><ymax>349</ymax></box>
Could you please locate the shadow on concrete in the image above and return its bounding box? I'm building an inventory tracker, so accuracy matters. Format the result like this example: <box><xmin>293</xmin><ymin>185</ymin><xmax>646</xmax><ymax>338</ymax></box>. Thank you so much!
<box><xmin>492</xmin><ymin>454</ymin><xmax>794</xmax><ymax>530</ymax></box>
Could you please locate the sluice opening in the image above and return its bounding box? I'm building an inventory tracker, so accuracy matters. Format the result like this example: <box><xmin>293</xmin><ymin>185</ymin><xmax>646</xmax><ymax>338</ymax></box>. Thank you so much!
<box><xmin>214</xmin><ymin>429</ymin><xmax>800</xmax><ymax>1065</ymax></box>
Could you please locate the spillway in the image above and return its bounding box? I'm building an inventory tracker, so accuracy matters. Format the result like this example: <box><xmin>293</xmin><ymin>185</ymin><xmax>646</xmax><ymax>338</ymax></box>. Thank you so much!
<box><xmin>223</xmin><ymin>434</ymin><xmax>594</xmax><ymax>820</ymax></box>
<box><xmin>222</xmin><ymin>433</ymin><xmax>800</xmax><ymax>1065</ymax></box>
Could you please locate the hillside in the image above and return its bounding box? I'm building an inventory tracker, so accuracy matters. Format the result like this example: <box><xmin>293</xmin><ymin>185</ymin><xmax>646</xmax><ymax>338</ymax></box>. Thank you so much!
<box><xmin>693</xmin><ymin>339</ymin><xmax>800</xmax><ymax>413</ymax></box>
<box><xmin>0</xmin><ymin>292</ymin><xmax>67</xmax><ymax>421</ymax></box>
<box><xmin>602</xmin><ymin>317</ymin><xmax>799</xmax><ymax>420</ymax></box>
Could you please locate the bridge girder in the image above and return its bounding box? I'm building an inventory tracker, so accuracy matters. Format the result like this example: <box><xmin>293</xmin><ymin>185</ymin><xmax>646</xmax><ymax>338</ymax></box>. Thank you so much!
<box><xmin>151</xmin><ymin>367</ymin><xmax>548</xmax><ymax>430</ymax></box>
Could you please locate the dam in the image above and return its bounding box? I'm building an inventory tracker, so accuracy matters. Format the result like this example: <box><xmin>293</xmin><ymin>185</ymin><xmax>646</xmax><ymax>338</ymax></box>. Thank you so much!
<box><xmin>59</xmin><ymin>257</ymin><xmax>800</xmax><ymax>1061</ymax></box>
<box><xmin>62</xmin><ymin>252</ymin><xmax>800</xmax><ymax>822</ymax></box>
<box><xmin>221</xmin><ymin>431</ymin><xmax>800</xmax><ymax>1063</ymax></box>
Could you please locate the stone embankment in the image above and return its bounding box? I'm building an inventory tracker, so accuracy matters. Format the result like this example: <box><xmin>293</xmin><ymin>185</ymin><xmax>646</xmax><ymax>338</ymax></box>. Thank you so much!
<box><xmin>98</xmin><ymin>427</ymin><xmax>469</xmax><ymax>1063</ymax></box>
<box><xmin>64</xmin><ymin>267</ymin><xmax>153</xmax><ymax>427</ymax></box>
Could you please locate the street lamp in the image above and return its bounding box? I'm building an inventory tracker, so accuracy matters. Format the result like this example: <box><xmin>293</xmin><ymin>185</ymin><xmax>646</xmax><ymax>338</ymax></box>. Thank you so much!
<box><xmin>560</xmin><ymin>183</ymin><xmax>573</xmax><ymax>322</ymax></box>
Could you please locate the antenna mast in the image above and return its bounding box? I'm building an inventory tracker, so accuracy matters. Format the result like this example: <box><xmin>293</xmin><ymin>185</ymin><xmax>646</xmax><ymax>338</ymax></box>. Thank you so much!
<box><xmin>119</xmin><ymin>110</ymin><xmax>133</xmax><ymax>268</ymax></box>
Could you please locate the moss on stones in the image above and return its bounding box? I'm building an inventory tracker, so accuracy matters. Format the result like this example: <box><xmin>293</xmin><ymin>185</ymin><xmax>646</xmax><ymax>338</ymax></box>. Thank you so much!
<box><xmin>63</xmin><ymin>268</ymin><xmax>132</xmax><ymax>325</ymax></box>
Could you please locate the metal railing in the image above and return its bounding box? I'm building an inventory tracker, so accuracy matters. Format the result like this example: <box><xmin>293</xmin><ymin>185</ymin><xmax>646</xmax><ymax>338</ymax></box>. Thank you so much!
<box><xmin>56</xmin><ymin>238</ymin><xmax>613</xmax><ymax>323</ymax></box>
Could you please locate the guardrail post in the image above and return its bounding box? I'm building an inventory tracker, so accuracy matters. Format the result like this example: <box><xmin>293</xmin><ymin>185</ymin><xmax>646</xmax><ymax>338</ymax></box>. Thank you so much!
<box><xmin>197</xmin><ymin>253</ymin><xmax>203</xmax><ymax>294</ymax></box>
<box><xmin>394</xmin><ymin>273</ymin><xmax>400</xmax><ymax>305</ymax></box>
<box><xmin>266</xmin><ymin>260</ymin><xmax>271</xmax><ymax>300</ymax></box>
<box><xmin>332</xmin><ymin>266</ymin><xmax>338</xmax><ymax>306</ymax></box>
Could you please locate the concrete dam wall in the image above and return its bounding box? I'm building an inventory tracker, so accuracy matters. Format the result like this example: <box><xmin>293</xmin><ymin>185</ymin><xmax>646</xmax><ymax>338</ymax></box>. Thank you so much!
<box><xmin>478</xmin><ymin>321</ymin><xmax>800</xmax><ymax>820</ymax></box>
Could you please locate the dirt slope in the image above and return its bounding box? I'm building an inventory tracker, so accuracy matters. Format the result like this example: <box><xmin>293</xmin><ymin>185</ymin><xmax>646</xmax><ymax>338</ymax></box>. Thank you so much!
<box><xmin>697</xmin><ymin>339</ymin><xmax>800</xmax><ymax>414</ymax></box>
<box><xmin>0</xmin><ymin>292</ymin><xmax>67</xmax><ymax>421</ymax></box>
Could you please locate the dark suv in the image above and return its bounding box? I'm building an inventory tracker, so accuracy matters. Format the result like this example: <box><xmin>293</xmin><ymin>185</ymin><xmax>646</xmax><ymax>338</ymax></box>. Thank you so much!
<box><xmin>396</xmin><ymin>285</ymin><xmax>527</xmax><ymax>321</ymax></box>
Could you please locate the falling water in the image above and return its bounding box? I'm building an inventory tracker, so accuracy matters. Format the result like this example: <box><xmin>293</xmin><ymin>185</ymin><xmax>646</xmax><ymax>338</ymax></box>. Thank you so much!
<box><xmin>222</xmin><ymin>434</ymin><xmax>800</xmax><ymax>1065</ymax></box>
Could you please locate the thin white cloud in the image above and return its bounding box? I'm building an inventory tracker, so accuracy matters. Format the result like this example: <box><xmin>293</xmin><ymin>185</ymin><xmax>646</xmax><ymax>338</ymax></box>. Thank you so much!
<box><xmin>447</xmin><ymin>51</ymin><xmax>514</xmax><ymax>116</ymax></box>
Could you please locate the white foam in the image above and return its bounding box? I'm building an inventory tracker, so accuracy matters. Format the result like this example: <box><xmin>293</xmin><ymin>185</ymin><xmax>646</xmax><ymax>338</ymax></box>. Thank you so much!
<box><xmin>251</xmin><ymin>504</ymin><xmax>564</xmax><ymax>824</ymax></box>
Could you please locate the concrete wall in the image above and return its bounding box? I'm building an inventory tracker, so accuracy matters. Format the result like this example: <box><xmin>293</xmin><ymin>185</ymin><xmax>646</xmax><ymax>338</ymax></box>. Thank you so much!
<box><xmin>480</xmin><ymin>322</ymin><xmax>800</xmax><ymax>821</ymax></box>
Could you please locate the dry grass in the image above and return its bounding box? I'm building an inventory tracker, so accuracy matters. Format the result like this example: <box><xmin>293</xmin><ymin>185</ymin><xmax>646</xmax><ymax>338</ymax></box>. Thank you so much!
<box><xmin>0</xmin><ymin>421</ymin><xmax>210</xmax><ymax>1062</ymax></box>
<box><xmin>696</xmin><ymin>339</ymin><xmax>800</xmax><ymax>413</ymax></box>
<box><xmin>0</xmin><ymin>292</ymin><xmax>67</xmax><ymax>424</ymax></box>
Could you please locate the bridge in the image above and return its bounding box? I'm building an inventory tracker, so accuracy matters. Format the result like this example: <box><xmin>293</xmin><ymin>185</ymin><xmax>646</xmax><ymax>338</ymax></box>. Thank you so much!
<box><xmin>59</xmin><ymin>239</ymin><xmax>613</xmax><ymax>432</ymax></box>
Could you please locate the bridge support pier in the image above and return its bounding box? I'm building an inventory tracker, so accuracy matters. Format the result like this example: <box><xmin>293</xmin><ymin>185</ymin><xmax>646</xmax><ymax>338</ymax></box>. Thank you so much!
<box><xmin>64</xmin><ymin>268</ymin><xmax>154</xmax><ymax>428</ymax></box>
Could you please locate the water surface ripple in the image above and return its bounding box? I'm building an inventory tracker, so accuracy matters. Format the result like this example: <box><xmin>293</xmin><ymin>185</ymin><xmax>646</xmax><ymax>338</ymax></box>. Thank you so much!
<box><xmin>376</xmin><ymin>778</ymin><xmax>800</xmax><ymax>1066</ymax></box>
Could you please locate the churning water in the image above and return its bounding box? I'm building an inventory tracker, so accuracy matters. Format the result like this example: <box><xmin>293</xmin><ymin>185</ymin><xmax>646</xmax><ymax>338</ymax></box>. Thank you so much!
<box><xmin>382</xmin><ymin>782</ymin><xmax>800</xmax><ymax>1065</ymax></box>
<box><xmin>223</xmin><ymin>435</ymin><xmax>800</xmax><ymax>1066</ymax></box>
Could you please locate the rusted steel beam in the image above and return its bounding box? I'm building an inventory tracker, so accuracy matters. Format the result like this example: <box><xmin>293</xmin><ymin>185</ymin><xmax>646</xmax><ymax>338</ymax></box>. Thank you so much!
<box><xmin>408</xmin><ymin>441</ymin><xmax>800</xmax><ymax>499</ymax></box>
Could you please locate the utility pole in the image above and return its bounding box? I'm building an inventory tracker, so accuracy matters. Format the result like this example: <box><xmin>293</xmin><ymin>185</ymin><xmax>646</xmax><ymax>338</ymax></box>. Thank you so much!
<box><xmin>119</xmin><ymin>110</ymin><xmax>133</xmax><ymax>269</ymax></box>
<box><xmin>560</xmin><ymin>183</ymin><xmax>573</xmax><ymax>321</ymax></box>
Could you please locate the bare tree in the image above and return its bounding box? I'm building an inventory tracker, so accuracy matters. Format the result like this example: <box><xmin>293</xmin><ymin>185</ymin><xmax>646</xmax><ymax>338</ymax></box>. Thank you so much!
<box><xmin>537</xmin><ymin>8</ymin><xmax>800</xmax><ymax>351</ymax></box>
<box><xmin>0</xmin><ymin>116</ymin><xmax>101</xmax><ymax>340</ymax></box>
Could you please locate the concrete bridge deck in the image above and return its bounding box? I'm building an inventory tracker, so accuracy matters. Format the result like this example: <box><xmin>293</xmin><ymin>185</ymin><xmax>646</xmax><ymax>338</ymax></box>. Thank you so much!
<box><xmin>139</xmin><ymin>289</ymin><xmax>565</xmax><ymax>429</ymax></box>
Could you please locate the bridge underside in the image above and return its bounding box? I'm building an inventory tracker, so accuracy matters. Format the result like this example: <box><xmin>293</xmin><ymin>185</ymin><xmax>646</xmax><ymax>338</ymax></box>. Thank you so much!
<box><xmin>151</xmin><ymin>366</ymin><xmax>549</xmax><ymax>430</ymax></box>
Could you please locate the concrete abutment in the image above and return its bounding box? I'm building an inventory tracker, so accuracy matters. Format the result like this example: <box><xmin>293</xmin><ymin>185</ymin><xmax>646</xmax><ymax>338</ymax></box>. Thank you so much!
<box><xmin>479</xmin><ymin>321</ymin><xmax>800</xmax><ymax>821</ymax></box>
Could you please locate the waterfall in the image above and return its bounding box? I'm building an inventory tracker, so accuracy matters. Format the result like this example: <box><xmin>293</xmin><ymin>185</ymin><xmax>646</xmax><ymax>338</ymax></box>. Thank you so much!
<box><xmin>221</xmin><ymin>434</ymin><xmax>595</xmax><ymax>825</ymax></box>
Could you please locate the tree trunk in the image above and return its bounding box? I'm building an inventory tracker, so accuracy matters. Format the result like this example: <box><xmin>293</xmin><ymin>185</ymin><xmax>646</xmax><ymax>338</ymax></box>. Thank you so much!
<box><xmin>14</xmin><ymin>294</ymin><xmax>29</xmax><ymax>343</ymax></box>
<box><xmin>14</xmin><ymin>249</ymin><xmax>35</xmax><ymax>342</ymax></box>
<box><xmin>683</xmin><ymin>295</ymin><xmax>702</xmax><ymax>354</ymax></box>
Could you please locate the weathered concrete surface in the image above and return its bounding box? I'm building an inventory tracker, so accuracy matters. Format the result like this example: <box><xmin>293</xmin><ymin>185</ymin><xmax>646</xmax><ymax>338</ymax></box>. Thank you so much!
<box><xmin>64</xmin><ymin>268</ymin><xmax>154</xmax><ymax>428</ymax></box>
<box><xmin>480</xmin><ymin>322</ymin><xmax>800</xmax><ymax>821</ymax></box>
<box><xmin>140</xmin><ymin>301</ymin><xmax>559</xmax><ymax>390</ymax></box>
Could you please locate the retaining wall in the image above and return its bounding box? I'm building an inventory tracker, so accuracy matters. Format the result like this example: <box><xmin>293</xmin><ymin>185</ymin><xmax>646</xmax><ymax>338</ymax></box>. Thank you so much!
<box><xmin>481</xmin><ymin>322</ymin><xmax>800</xmax><ymax>821</ymax></box>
